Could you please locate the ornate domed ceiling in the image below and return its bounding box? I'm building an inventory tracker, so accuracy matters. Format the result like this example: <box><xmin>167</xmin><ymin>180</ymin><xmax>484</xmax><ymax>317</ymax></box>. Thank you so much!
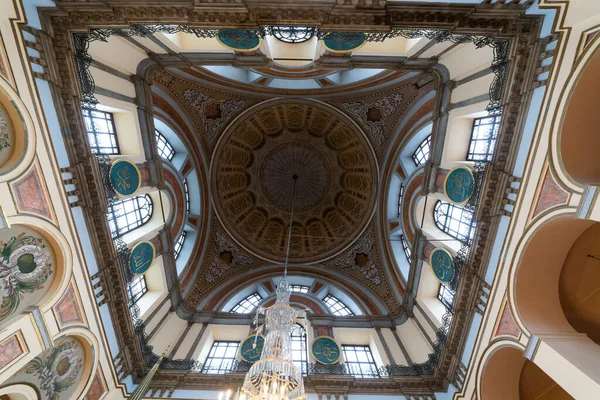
<box><xmin>210</xmin><ymin>99</ymin><xmax>378</xmax><ymax>263</ymax></box>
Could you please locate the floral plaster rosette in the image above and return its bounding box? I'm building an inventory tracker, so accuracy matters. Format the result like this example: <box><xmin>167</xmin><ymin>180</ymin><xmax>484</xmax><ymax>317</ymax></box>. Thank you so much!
<box><xmin>0</xmin><ymin>234</ymin><xmax>52</xmax><ymax>320</ymax></box>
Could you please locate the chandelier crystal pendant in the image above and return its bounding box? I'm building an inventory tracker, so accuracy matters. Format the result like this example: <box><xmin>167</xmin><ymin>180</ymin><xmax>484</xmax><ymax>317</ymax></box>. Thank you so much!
<box><xmin>240</xmin><ymin>175</ymin><xmax>307</xmax><ymax>400</ymax></box>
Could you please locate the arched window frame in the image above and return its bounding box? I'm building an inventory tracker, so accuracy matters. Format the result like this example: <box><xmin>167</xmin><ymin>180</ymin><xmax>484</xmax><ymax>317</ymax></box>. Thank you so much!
<box><xmin>291</xmin><ymin>324</ymin><xmax>308</xmax><ymax>375</ymax></box>
<box><xmin>397</xmin><ymin>183</ymin><xmax>405</xmax><ymax>218</ymax></box>
<box><xmin>271</xmin><ymin>26</ymin><xmax>315</xmax><ymax>43</ymax></box>
<box><xmin>230</xmin><ymin>292</ymin><xmax>262</xmax><ymax>314</ymax></box>
<box><xmin>183</xmin><ymin>178</ymin><xmax>190</xmax><ymax>213</ymax></box>
<box><xmin>412</xmin><ymin>135</ymin><xmax>431</xmax><ymax>166</ymax></box>
<box><xmin>433</xmin><ymin>200</ymin><xmax>475</xmax><ymax>244</ymax></box>
<box><xmin>400</xmin><ymin>234</ymin><xmax>411</xmax><ymax>264</ymax></box>
<box><xmin>155</xmin><ymin>129</ymin><xmax>176</xmax><ymax>161</ymax></box>
<box><xmin>323</xmin><ymin>294</ymin><xmax>354</xmax><ymax>316</ymax></box>
<box><xmin>174</xmin><ymin>231</ymin><xmax>187</xmax><ymax>260</ymax></box>
<box><xmin>106</xmin><ymin>194</ymin><xmax>153</xmax><ymax>238</ymax></box>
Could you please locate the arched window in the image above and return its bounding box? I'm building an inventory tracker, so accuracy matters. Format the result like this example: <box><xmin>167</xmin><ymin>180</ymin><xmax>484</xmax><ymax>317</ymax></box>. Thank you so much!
<box><xmin>467</xmin><ymin>114</ymin><xmax>501</xmax><ymax>161</ymax></box>
<box><xmin>400</xmin><ymin>234</ymin><xmax>411</xmax><ymax>264</ymax></box>
<box><xmin>183</xmin><ymin>178</ymin><xmax>190</xmax><ymax>213</ymax></box>
<box><xmin>397</xmin><ymin>183</ymin><xmax>405</xmax><ymax>218</ymax></box>
<box><xmin>433</xmin><ymin>200</ymin><xmax>475</xmax><ymax>244</ymax></box>
<box><xmin>323</xmin><ymin>294</ymin><xmax>354</xmax><ymax>316</ymax></box>
<box><xmin>174</xmin><ymin>231</ymin><xmax>187</xmax><ymax>260</ymax></box>
<box><xmin>230</xmin><ymin>292</ymin><xmax>262</xmax><ymax>314</ymax></box>
<box><xmin>412</xmin><ymin>135</ymin><xmax>431</xmax><ymax>166</ymax></box>
<box><xmin>291</xmin><ymin>324</ymin><xmax>308</xmax><ymax>375</ymax></box>
<box><xmin>271</xmin><ymin>26</ymin><xmax>315</xmax><ymax>43</ymax></box>
<box><xmin>155</xmin><ymin>130</ymin><xmax>176</xmax><ymax>161</ymax></box>
<box><xmin>106</xmin><ymin>194</ymin><xmax>153</xmax><ymax>238</ymax></box>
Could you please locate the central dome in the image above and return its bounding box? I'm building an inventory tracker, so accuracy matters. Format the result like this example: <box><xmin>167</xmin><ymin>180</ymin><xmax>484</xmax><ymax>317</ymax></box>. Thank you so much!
<box><xmin>211</xmin><ymin>99</ymin><xmax>378</xmax><ymax>263</ymax></box>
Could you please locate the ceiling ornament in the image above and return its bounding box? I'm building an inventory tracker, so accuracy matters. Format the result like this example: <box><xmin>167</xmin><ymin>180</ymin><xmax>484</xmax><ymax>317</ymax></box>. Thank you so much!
<box><xmin>211</xmin><ymin>99</ymin><xmax>378</xmax><ymax>264</ymax></box>
<box><xmin>182</xmin><ymin>88</ymin><xmax>245</xmax><ymax>142</ymax></box>
<box><xmin>333</xmin><ymin>231</ymin><xmax>382</xmax><ymax>286</ymax></box>
<box><xmin>206</xmin><ymin>231</ymin><xmax>252</xmax><ymax>284</ymax></box>
<box><xmin>342</xmin><ymin>93</ymin><xmax>403</xmax><ymax>147</ymax></box>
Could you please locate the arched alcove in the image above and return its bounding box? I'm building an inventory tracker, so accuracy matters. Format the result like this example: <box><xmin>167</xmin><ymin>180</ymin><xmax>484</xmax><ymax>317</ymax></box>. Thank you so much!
<box><xmin>0</xmin><ymin>84</ymin><xmax>35</xmax><ymax>180</ymax></box>
<box><xmin>514</xmin><ymin>214</ymin><xmax>600</xmax><ymax>391</ymax></box>
<box><xmin>559</xmin><ymin>223</ymin><xmax>600</xmax><ymax>346</ymax></box>
<box><xmin>481</xmin><ymin>346</ymin><xmax>572</xmax><ymax>400</ymax></box>
<box><xmin>560</xmin><ymin>45</ymin><xmax>600</xmax><ymax>185</ymax></box>
<box><xmin>0</xmin><ymin>384</ymin><xmax>39</xmax><ymax>400</ymax></box>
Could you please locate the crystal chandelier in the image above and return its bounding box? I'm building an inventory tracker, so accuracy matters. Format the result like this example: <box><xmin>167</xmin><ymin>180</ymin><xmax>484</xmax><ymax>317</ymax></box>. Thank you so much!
<box><xmin>239</xmin><ymin>176</ymin><xmax>307</xmax><ymax>400</ymax></box>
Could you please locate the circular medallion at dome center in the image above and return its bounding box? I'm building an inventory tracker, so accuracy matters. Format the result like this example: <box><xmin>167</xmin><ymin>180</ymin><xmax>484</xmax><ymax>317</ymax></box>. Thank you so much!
<box><xmin>261</xmin><ymin>143</ymin><xmax>330</xmax><ymax>212</ymax></box>
<box><xmin>210</xmin><ymin>99</ymin><xmax>378</xmax><ymax>264</ymax></box>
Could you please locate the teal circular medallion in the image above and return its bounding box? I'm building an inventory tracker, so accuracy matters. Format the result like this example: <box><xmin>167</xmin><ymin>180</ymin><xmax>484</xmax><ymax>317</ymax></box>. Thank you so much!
<box><xmin>323</xmin><ymin>32</ymin><xmax>367</xmax><ymax>53</ymax></box>
<box><xmin>444</xmin><ymin>166</ymin><xmax>475</xmax><ymax>204</ymax></box>
<box><xmin>240</xmin><ymin>335</ymin><xmax>264</xmax><ymax>363</ymax></box>
<box><xmin>109</xmin><ymin>160</ymin><xmax>141</xmax><ymax>197</ymax></box>
<box><xmin>430</xmin><ymin>248</ymin><xmax>455</xmax><ymax>284</ymax></box>
<box><xmin>311</xmin><ymin>336</ymin><xmax>341</xmax><ymax>365</ymax></box>
<box><xmin>129</xmin><ymin>241</ymin><xmax>156</xmax><ymax>275</ymax></box>
<box><xmin>217</xmin><ymin>30</ymin><xmax>261</xmax><ymax>51</ymax></box>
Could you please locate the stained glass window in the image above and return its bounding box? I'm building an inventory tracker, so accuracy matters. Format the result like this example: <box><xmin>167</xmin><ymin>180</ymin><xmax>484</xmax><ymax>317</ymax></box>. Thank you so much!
<box><xmin>412</xmin><ymin>135</ymin><xmax>431</xmax><ymax>166</ymax></box>
<box><xmin>323</xmin><ymin>294</ymin><xmax>354</xmax><ymax>316</ymax></box>
<box><xmin>201</xmin><ymin>341</ymin><xmax>240</xmax><ymax>374</ymax></box>
<box><xmin>106</xmin><ymin>194</ymin><xmax>153</xmax><ymax>239</ymax></box>
<box><xmin>271</xmin><ymin>26</ymin><xmax>316</xmax><ymax>43</ymax></box>
<box><xmin>155</xmin><ymin>130</ymin><xmax>176</xmax><ymax>161</ymax></box>
<box><xmin>230</xmin><ymin>293</ymin><xmax>262</xmax><ymax>314</ymax></box>
<box><xmin>83</xmin><ymin>108</ymin><xmax>120</xmax><ymax>155</ymax></box>
<box><xmin>467</xmin><ymin>115</ymin><xmax>501</xmax><ymax>161</ymax></box>
<box><xmin>433</xmin><ymin>201</ymin><xmax>475</xmax><ymax>244</ymax></box>
<box><xmin>342</xmin><ymin>345</ymin><xmax>379</xmax><ymax>378</ymax></box>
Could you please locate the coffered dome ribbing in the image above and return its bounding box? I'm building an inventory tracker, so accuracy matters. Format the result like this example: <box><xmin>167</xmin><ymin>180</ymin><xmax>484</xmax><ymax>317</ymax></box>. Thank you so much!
<box><xmin>210</xmin><ymin>99</ymin><xmax>378</xmax><ymax>264</ymax></box>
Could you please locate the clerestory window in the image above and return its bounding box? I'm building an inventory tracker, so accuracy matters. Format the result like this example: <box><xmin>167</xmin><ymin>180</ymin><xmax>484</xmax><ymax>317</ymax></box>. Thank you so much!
<box><xmin>106</xmin><ymin>194</ymin><xmax>153</xmax><ymax>239</ymax></box>
<box><xmin>201</xmin><ymin>341</ymin><xmax>240</xmax><ymax>374</ymax></box>
<box><xmin>342</xmin><ymin>345</ymin><xmax>379</xmax><ymax>378</ymax></box>
<box><xmin>155</xmin><ymin>130</ymin><xmax>176</xmax><ymax>161</ymax></box>
<box><xmin>412</xmin><ymin>135</ymin><xmax>431</xmax><ymax>166</ymax></box>
<box><xmin>230</xmin><ymin>292</ymin><xmax>262</xmax><ymax>314</ymax></box>
<box><xmin>83</xmin><ymin>108</ymin><xmax>120</xmax><ymax>155</ymax></box>
<box><xmin>433</xmin><ymin>201</ymin><xmax>475</xmax><ymax>244</ymax></box>
<box><xmin>467</xmin><ymin>115</ymin><xmax>501</xmax><ymax>161</ymax></box>
<box><xmin>323</xmin><ymin>294</ymin><xmax>354</xmax><ymax>316</ymax></box>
